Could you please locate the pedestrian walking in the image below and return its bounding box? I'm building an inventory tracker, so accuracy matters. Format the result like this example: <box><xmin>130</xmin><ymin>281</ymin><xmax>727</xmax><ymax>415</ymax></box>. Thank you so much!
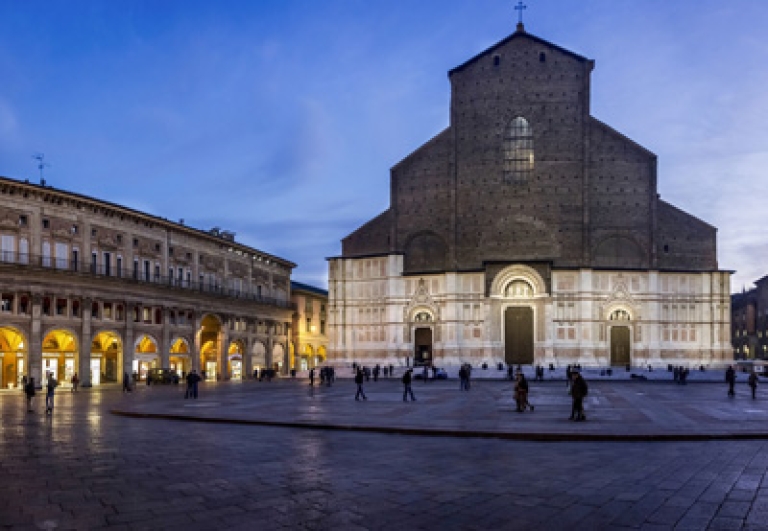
<box><xmin>354</xmin><ymin>369</ymin><xmax>367</xmax><ymax>401</ymax></box>
<box><xmin>459</xmin><ymin>365</ymin><xmax>468</xmax><ymax>391</ymax></box>
<box><xmin>373</xmin><ymin>364</ymin><xmax>380</xmax><ymax>382</ymax></box>
<box><xmin>71</xmin><ymin>372</ymin><xmax>79</xmax><ymax>393</ymax></box>
<box><xmin>123</xmin><ymin>372</ymin><xmax>131</xmax><ymax>393</ymax></box>
<box><xmin>515</xmin><ymin>373</ymin><xmax>534</xmax><ymax>412</ymax></box>
<box><xmin>309</xmin><ymin>367</ymin><xmax>315</xmax><ymax>386</ymax></box>
<box><xmin>45</xmin><ymin>373</ymin><xmax>58</xmax><ymax>414</ymax></box>
<box><xmin>749</xmin><ymin>371</ymin><xmax>758</xmax><ymax>399</ymax></box>
<box><xmin>422</xmin><ymin>364</ymin><xmax>428</xmax><ymax>383</ymax></box>
<box><xmin>570</xmin><ymin>371</ymin><xmax>588</xmax><ymax>421</ymax></box>
<box><xmin>24</xmin><ymin>377</ymin><xmax>35</xmax><ymax>412</ymax></box>
<box><xmin>402</xmin><ymin>369</ymin><xmax>416</xmax><ymax>402</ymax></box>
<box><xmin>726</xmin><ymin>365</ymin><xmax>736</xmax><ymax>397</ymax></box>
<box><xmin>185</xmin><ymin>369</ymin><xmax>200</xmax><ymax>399</ymax></box>
<box><xmin>389</xmin><ymin>364</ymin><xmax>394</xmax><ymax>379</ymax></box>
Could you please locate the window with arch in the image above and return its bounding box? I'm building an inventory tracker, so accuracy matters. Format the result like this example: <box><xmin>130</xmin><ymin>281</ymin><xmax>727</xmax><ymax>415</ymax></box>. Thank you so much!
<box><xmin>503</xmin><ymin>117</ymin><xmax>534</xmax><ymax>183</ymax></box>
<box><xmin>414</xmin><ymin>311</ymin><xmax>433</xmax><ymax>322</ymax></box>
<box><xmin>505</xmin><ymin>280</ymin><xmax>533</xmax><ymax>298</ymax></box>
<box><xmin>609</xmin><ymin>309</ymin><xmax>631</xmax><ymax>321</ymax></box>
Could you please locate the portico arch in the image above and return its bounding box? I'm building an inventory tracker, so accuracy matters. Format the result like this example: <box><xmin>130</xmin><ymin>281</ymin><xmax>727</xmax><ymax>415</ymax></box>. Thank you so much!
<box><xmin>251</xmin><ymin>340</ymin><xmax>266</xmax><ymax>372</ymax></box>
<box><xmin>199</xmin><ymin>314</ymin><xmax>222</xmax><ymax>381</ymax></box>
<box><xmin>91</xmin><ymin>331</ymin><xmax>122</xmax><ymax>385</ymax></box>
<box><xmin>272</xmin><ymin>343</ymin><xmax>285</xmax><ymax>371</ymax></box>
<box><xmin>134</xmin><ymin>334</ymin><xmax>159</xmax><ymax>381</ymax></box>
<box><xmin>607</xmin><ymin>307</ymin><xmax>633</xmax><ymax>366</ymax></box>
<box><xmin>228</xmin><ymin>340</ymin><xmax>245</xmax><ymax>380</ymax></box>
<box><xmin>0</xmin><ymin>326</ymin><xmax>28</xmax><ymax>389</ymax></box>
<box><xmin>170</xmin><ymin>337</ymin><xmax>191</xmax><ymax>375</ymax></box>
<box><xmin>42</xmin><ymin>328</ymin><xmax>78</xmax><ymax>387</ymax></box>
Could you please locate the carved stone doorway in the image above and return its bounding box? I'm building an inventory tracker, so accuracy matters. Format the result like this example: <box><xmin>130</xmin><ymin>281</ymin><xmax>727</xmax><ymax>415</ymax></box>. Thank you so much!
<box><xmin>504</xmin><ymin>307</ymin><xmax>533</xmax><ymax>365</ymax></box>
<box><xmin>414</xmin><ymin>327</ymin><xmax>433</xmax><ymax>366</ymax></box>
<box><xmin>610</xmin><ymin>326</ymin><xmax>631</xmax><ymax>366</ymax></box>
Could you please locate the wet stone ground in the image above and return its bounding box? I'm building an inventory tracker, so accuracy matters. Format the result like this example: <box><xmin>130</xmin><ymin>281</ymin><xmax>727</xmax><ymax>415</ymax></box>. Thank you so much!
<box><xmin>1</xmin><ymin>380</ymin><xmax>768</xmax><ymax>530</ymax></box>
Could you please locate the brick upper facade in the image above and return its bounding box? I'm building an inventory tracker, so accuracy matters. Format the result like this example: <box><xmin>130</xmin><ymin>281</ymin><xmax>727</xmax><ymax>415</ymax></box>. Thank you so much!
<box><xmin>341</xmin><ymin>26</ymin><xmax>718</xmax><ymax>275</ymax></box>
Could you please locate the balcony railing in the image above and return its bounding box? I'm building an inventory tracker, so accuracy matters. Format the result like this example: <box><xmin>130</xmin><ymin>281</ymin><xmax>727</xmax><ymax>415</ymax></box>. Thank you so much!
<box><xmin>0</xmin><ymin>252</ymin><xmax>296</xmax><ymax>310</ymax></box>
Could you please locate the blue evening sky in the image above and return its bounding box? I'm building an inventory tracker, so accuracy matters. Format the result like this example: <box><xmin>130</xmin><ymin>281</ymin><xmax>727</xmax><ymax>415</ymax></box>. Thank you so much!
<box><xmin>1</xmin><ymin>0</ymin><xmax>766</xmax><ymax>291</ymax></box>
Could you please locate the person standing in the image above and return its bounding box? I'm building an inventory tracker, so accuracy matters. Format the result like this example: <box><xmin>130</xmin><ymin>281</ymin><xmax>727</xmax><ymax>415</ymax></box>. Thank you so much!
<box><xmin>565</xmin><ymin>365</ymin><xmax>572</xmax><ymax>391</ymax></box>
<box><xmin>570</xmin><ymin>372</ymin><xmax>588</xmax><ymax>421</ymax></box>
<box><xmin>515</xmin><ymin>373</ymin><xmax>533</xmax><ymax>412</ymax></box>
<box><xmin>354</xmin><ymin>369</ymin><xmax>367</xmax><ymax>401</ymax></box>
<box><xmin>185</xmin><ymin>370</ymin><xmax>200</xmax><ymax>399</ymax></box>
<box><xmin>71</xmin><ymin>372</ymin><xmax>79</xmax><ymax>393</ymax></box>
<box><xmin>24</xmin><ymin>377</ymin><xmax>35</xmax><ymax>412</ymax></box>
<box><xmin>726</xmin><ymin>365</ymin><xmax>736</xmax><ymax>398</ymax></box>
<box><xmin>309</xmin><ymin>367</ymin><xmax>315</xmax><ymax>386</ymax></box>
<box><xmin>373</xmin><ymin>364</ymin><xmax>380</xmax><ymax>382</ymax></box>
<box><xmin>748</xmin><ymin>371</ymin><xmax>758</xmax><ymax>399</ymax></box>
<box><xmin>402</xmin><ymin>369</ymin><xmax>416</xmax><ymax>402</ymax></box>
<box><xmin>45</xmin><ymin>373</ymin><xmax>58</xmax><ymax>414</ymax></box>
<box><xmin>123</xmin><ymin>372</ymin><xmax>131</xmax><ymax>393</ymax></box>
<box><xmin>459</xmin><ymin>365</ymin><xmax>467</xmax><ymax>391</ymax></box>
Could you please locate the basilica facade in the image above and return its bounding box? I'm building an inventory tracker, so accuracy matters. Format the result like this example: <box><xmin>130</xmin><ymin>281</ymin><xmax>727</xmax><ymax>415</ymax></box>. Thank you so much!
<box><xmin>328</xmin><ymin>23</ymin><xmax>732</xmax><ymax>369</ymax></box>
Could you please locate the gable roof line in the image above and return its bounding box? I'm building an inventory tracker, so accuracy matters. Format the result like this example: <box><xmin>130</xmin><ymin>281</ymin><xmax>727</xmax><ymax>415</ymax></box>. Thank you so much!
<box><xmin>589</xmin><ymin>116</ymin><xmax>657</xmax><ymax>159</ymax></box>
<box><xmin>449</xmin><ymin>28</ymin><xmax>592</xmax><ymax>76</ymax></box>
<box><xmin>391</xmin><ymin>127</ymin><xmax>450</xmax><ymax>172</ymax></box>
<box><xmin>658</xmin><ymin>199</ymin><xmax>717</xmax><ymax>231</ymax></box>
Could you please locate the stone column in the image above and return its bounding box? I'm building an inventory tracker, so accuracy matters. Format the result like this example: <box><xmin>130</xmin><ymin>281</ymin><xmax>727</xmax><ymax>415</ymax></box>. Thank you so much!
<box><xmin>80</xmin><ymin>297</ymin><xmax>93</xmax><ymax>387</ymax></box>
<box><xmin>160</xmin><ymin>307</ymin><xmax>171</xmax><ymax>369</ymax></box>
<box><xmin>218</xmin><ymin>316</ymin><xmax>229</xmax><ymax>380</ymax></box>
<box><xmin>29</xmin><ymin>294</ymin><xmax>43</xmax><ymax>388</ymax></box>
<box><xmin>193</xmin><ymin>312</ymin><xmax>202</xmax><ymax>372</ymax></box>
<box><xmin>266</xmin><ymin>320</ymin><xmax>275</xmax><ymax>369</ymax></box>
<box><xmin>123</xmin><ymin>302</ymin><xmax>135</xmax><ymax>383</ymax></box>
<box><xmin>244</xmin><ymin>330</ymin><xmax>254</xmax><ymax>379</ymax></box>
<box><xmin>283</xmin><ymin>322</ymin><xmax>291</xmax><ymax>375</ymax></box>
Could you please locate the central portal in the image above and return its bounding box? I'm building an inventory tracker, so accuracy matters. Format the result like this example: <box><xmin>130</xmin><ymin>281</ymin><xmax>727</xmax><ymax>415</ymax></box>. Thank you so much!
<box><xmin>610</xmin><ymin>326</ymin><xmax>630</xmax><ymax>366</ymax></box>
<box><xmin>414</xmin><ymin>327</ymin><xmax>433</xmax><ymax>366</ymax></box>
<box><xmin>504</xmin><ymin>307</ymin><xmax>533</xmax><ymax>365</ymax></box>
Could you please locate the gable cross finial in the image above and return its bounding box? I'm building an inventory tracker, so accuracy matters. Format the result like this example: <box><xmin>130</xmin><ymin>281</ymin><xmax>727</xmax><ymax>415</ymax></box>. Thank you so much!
<box><xmin>514</xmin><ymin>1</ymin><xmax>527</xmax><ymax>24</ymax></box>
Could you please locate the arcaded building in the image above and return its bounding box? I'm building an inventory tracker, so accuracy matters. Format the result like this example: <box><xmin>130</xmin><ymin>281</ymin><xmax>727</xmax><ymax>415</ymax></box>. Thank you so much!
<box><xmin>290</xmin><ymin>281</ymin><xmax>329</xmax><ymax>370</ymax></box>
<box><xmin>328</xmin><ymin>22</ymin><xmax>732</xmax><ymax>369</ymax></box>
<box><xmin>0</xmin><ymin>176</ymin><xmax>295</xmax><ymax>389</ymax></box>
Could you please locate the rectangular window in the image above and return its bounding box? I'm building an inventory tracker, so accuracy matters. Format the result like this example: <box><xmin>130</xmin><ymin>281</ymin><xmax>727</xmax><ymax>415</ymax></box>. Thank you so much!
<box><xmin>103</xmin><ymin>303</ymin><xmax>112</xmax><ymax>319</ymax></box>
<box><xmin>42</xmin><ymin>297</ymin><xmax>51</xmax><ymax>316</ymax></box>
<box><xmin>320</xmin><ymin>320</ymin><xmax>326</xmax><ymax>334</ymax></box>
<box><xmin>168</xmin><ymin>267</ymin><xmax>174</xmax><ymax>285</ymax></box>
<box><xmin>72</xmin><ymin>300</ymin><xmax>80</xmax><ymax>317</ymax></box>
<box><xmin>154</xmin><ymin>264</ymin><xmax>160</xmax><ymax>282</ymax></box>
<box><xmin>56</xmin><ymin>298</ymin><xmax>67</xmax><ymax>316</ymax></box>
<box><xmin>42</xmin><ymin>242</ymin><xmax>51</xmax><ymax>267</ymax></box>
<box><xmin>103</xmin><ymin>252</ymin><xmax>111</xmax><ymax>276</ymax></box>
<box><xmin>133</xmin><ymin>259</ymin><xmax>139</xmax><ymax>279</ymax></box>
<box><xmin>1</xmin><ymin>235</ymin><xmax>15</xmax><ymax>263</ymax></box>
<box><xmin>91</xmin><ymin>252</ymin><xmax>98</xmax><ymax>274</ymax></box>
<box><xmin>1</xmin><ymin>293</ymin><xmax>13</xmax><ymax>312</ymax></box>
<box><xmin>116</xmin><ymin>256</ymin><xmax>122</xmax><ymax>277</ymax></box>
<box><xmin>42</xmin><ymin>219</ymin><xmax>49</xmax><ymax>229</ymax></box>
<box><xmin>72</xmin><ymin>249</ymin><xmax>79</xmax><ymax>271</ymax></box>
<box><xmin>55</xmin><ymin>243</ymin><xmax>68</xmax><ymax>269</ymax></box>
<box><xmin>92</xmin><ymin>302</ymin><xmax>100</xmax><ymax>319</ymax></box>
<box><xmin>144</xmin><ymin>260</ymin><xmax>150</xmax><ymax>282</ymax></box>
<box><xmin>306</xmin><ymin>318</ymin><xmax>312</xmax><ymax>333</ymax></box>
<box><xmin>18</xmin><ymin>215</ymin><xmax>28</xmax><ymax>227</ymax></box>
<box><xmin>19</xmin><ymin>239</ymin><xmax>28</xmax><ymax>264</ymax></box>
<box><xmin>142</xmin><ymin>307</ymin><xmax>151</xmax><ymax>323</ymax></box>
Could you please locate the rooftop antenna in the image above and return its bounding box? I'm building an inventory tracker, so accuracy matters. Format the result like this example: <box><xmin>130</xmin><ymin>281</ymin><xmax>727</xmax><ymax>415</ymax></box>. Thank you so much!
<box><xmin>32</xmin><ymin>153</ymin><xmax>50</xmax><ymax>186</ymax></box>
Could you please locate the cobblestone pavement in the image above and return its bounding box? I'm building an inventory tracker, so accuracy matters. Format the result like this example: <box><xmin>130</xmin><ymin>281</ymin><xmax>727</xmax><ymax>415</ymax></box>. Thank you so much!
<box><xmin>1</xmin><ymin>381</ymin><xmax>768</xmax><ymax>530</ymax></box>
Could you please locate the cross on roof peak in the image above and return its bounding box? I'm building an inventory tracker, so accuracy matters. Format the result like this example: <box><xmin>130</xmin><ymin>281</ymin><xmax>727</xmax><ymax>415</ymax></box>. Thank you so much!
<box><xmin>514</xmin><ymin>1</ymin><xmax>527</xmax><ymax>32</ymax></box>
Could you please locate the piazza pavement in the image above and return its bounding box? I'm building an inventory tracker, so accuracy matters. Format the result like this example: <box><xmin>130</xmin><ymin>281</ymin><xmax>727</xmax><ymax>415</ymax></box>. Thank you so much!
<box><xmin>1</xmin><ymin>371</ymin><xmax>768</xmax><ymax>530</ymax></box>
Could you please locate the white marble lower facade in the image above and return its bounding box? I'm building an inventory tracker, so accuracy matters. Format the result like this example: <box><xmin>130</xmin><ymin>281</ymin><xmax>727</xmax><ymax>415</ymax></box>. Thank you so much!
<box><xmin>327</xmin><ymin>256</ymin><xmax>733</xmax><ymax>369</ymax></box>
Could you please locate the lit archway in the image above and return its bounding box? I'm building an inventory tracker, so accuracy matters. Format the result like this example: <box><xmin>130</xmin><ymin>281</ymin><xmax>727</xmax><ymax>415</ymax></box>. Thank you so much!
<box><xmin>134</xmin><ymin>334</ymin><xmax>159</xmax><ymax>381</ymax></box>
<box><xmin>170</xmin><ymin>337</ymin><xmax>191</xmax><ymax>376</ymax></box>
<box><xmin>42</xmin><ymin>329</ymin><xmax>78</xmax><ymax>387</ymax></box>
<box><xmin>0</xmin><ymin>327</ymin><xmax>28</xmax><ymax>389</ymax></box>
<box><xmin>198</xmin><ymin>314</ymin><xmax>222</xmax><ymax>381</ymax></box>
<box><xmin>91</xmin><ymin>331</ymin><xmax>122</xmax><ymax>385</ymax></box>
<box><xmin>228</xmin><ymin>340</ymin><xmax>244</xmax><ymax>380</ymax></box>
<box><xmin>272</xmin><ymin>343</ymin><xmax>285</xmax><ymax>371</ymax></box>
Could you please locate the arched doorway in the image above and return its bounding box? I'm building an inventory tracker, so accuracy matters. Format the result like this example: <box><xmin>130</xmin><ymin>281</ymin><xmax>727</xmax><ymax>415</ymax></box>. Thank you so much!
<box><xmin>199</xmin><ymin>315</ymin><xmax>221</xmax><ymax>381</ymax></box>
<box><xmin>317</xmin><ymin>346</ymin><xmax>327</xmax><ymax>366</ymax></box>
<box><xmin>609</xmin><ymin>309</ymin><xmax>632</xmax><ymax>366</ymax></box>
<box><xmin>228</xmin><ymin>340</ymin><xmax>244</xmax><ymax>380</ymax></box>
<box><xmin>252</xmin><ymin>341</ymin><xmax>266</xmax><ymax>376</ymax></box>
<box><xmin>134</xmin><ymin>335</ymin><xmax>159</xmax><ymax>381</ymax></box>
<box><xmin>504</xmin><ymin>306</ymin><xmax>534</xmax><ymax>366</ymax></box>
<box><xmin>414</xmin><ymin>328</ymin><xmax>433</xmax><ymax>366</ymax></box>
<box><xmin>272</xmin><ymin>343</ymin><xmax>284</xmax><ymax>371</ymax></box>
<box><xmin>0</xmin><ymin>327</ymin><xmax>27</xmax><ymax>389</ymax></box>
<box><xmin>42</xmin><ymin>329</ymin><xmax>78</xmax><ymax>387</ymax></box>
<box><xmin>91</xmin><ymin>331</ymin><xmax>122</xmax><ymax>385</ymax></box>
<box><xmin>301</xmin><ymin>344</ymin><xmax>314</xmax><ymax>371</ymax></box>
<box><xmin>170</xmin><ymin>338</ymin><xmax>191</xmax><ymax>376</ymax></box>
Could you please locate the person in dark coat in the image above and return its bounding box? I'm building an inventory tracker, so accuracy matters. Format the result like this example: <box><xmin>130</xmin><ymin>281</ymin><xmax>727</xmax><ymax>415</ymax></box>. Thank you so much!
<box><xmin>402</xmin><ymin>369</ymin><xmax>416</xmax><ymax>402</ymax></box>
<box><xmin>45</xmin><ymin>373</ymin><xmax>58</xmax><ymax>414</ymax></box>
<box><xmin>185</xmin><ymin>370</ymin><xmax>200</xmax><ymax>399</ymax></box>
<box><xmin>354</xmin><ymin>369</ymin><xmax>367</xmax><ymax>401</ymax></box>
<box><xmin>123</xmin><ymin>372</ymin><xmax>131</xmax><ymax>393</ymax></box>
<box><xmin>24</xmin><ymin>377</ymin><xmax>35</xmax><ymax>412</ymax></box>
<box><xmin>515</xmin><ymin>373</ymin><xmax>533</xmax><ymax>412</ymax></box>
<box><xmin>748</xmin><ymin>371</ymin><xmax>758</xmax><ymax>399</ymax></box>
<box><xmin>309</xmin><ymin>367</ymin><xmax>315</xmax><ymax>386</ymax></box>
<box><xmin>726</xmin><ymin>365</ymin><xmax>736</xmax><ymax>397</ymax></box>
<box><xmin>570</xmin><ymin>372</ymin><xmax>588</xmax><ymax>421</ymax></box>
<box><xmin>565</xmin><ymin>365</ymin><xmax>572</xmax><ymax>390</ymax></box>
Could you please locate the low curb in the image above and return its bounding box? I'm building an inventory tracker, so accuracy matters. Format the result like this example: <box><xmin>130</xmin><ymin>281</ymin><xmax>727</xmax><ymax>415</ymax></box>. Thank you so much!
<box><xmin>110</xmin><ymin>409</ymin><xmax>768</xmax><ymax>443</ymax></box>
